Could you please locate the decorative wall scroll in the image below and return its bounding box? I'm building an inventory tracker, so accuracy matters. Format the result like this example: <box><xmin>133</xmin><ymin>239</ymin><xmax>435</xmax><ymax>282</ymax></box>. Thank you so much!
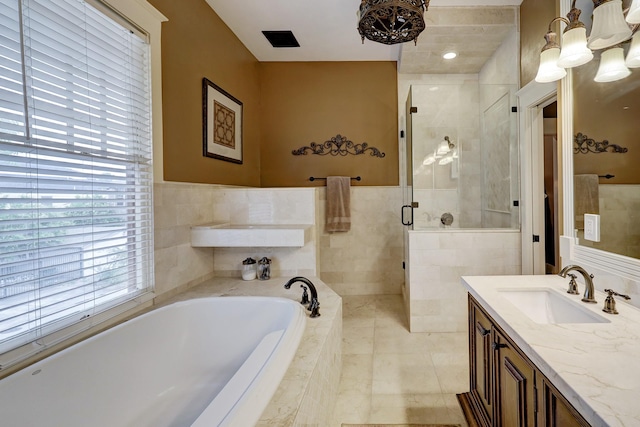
<box><xmin>574</xmin><ymin>132</ymin><xmax>628</xmax><ymax>154</ymax></box>
<box><xmin>292</xmin><ymin>134</ymin><xmax>385</xmax><ymax>158</ymax></box>
<box><xmin>203</xmin><ymin>78</ymin><xmax>243</xmax><ymax>164</ymax></box>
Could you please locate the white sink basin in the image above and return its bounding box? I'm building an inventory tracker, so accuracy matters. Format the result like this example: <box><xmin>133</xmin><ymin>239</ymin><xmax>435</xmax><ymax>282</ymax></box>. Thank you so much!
<box><xmin>498</xmin><ymin>288</ymin><xmax>610</xmax><ymax>324</ymax></box>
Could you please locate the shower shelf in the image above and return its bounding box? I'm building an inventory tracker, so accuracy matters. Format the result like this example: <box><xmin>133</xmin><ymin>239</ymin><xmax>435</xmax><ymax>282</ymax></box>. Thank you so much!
<box><xmin>191</xmin><ymin>223</ymin><xmax>312</xmax><ymax>247</ymax></box>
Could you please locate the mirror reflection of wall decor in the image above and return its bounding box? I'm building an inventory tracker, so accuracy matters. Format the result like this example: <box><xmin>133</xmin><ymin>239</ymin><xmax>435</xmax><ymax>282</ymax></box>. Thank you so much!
<box><xmin>202</xmin><ymin>78</ymin><xmax>243</xmax><ymax>164</ymax></box>
<box><xmin>291</xmin><ymin>134</ymin><xmax>385</xmax><ymax>157</ymax></box>
<box><xmin>574</xmin><ymin>132</ymin><xmax>629</xmax><ymax>154</ymax></box>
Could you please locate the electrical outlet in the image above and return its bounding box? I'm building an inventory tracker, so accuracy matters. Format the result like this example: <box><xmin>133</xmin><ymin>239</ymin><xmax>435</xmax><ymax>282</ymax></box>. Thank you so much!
<box><xmin>584</xmin><ymin>214</ymin><xmax>600</xmax><ymax>242</ymax></box>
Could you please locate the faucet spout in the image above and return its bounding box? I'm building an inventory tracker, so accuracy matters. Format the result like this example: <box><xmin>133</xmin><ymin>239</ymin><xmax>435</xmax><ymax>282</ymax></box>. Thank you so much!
<box><xmin>558</xmin><ymin>265</ymin><xmax>597</xmax><ymax>304</ymax></box>
<box><xmin>284</xmin><ymin>276</ymin><xmax>320</xmax><ymax>317</ymax></box>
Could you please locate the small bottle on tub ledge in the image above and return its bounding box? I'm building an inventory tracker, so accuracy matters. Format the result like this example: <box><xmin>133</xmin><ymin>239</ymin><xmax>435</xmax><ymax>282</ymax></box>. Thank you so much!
<box><xmin>258</xmin><ymin>257</ymin><xmax>271</xmax><ymax>280</ymax></box>
<box><xmin>241</xmin><ymin>257</ymin><xmax>257</xmax><ymax>280</ymax></box>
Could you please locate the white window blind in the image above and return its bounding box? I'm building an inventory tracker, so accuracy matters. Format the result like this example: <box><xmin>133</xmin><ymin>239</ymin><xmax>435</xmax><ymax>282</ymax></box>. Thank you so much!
<box><xmin>0</xmin><ymin>0</ymin><xmax>154</xmax><ymax>367</ymax></box>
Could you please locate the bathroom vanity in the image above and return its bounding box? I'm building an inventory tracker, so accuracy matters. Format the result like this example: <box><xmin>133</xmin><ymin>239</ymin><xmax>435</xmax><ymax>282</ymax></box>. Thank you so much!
<box><xmin>458</xmin><ymin>275</ymin><xmax>640</xmax><ymax>427</ymax></box>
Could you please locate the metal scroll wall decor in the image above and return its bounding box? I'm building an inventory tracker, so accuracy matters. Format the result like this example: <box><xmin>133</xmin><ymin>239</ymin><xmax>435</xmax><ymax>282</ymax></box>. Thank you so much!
<box><xmin>292</xmin><ymin>134</ymin><xmax>385</xmax><ymax>158</ymax></box>
<box><xmin>574</xmin><ymin>132</ymin><xmax>628</xmax><ymax>154</ymax></box>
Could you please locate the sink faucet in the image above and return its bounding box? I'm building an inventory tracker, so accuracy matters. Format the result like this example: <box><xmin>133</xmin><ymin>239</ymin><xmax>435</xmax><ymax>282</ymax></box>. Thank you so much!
<box><xmin>284</xmin><ymin>276</ymin><xmax>320</xmax><ymax>317</ymax></box>
<box><xmin>558</xmin><ymin>265</ymin><xmax>597</xmax><ymax>304</ymax></box>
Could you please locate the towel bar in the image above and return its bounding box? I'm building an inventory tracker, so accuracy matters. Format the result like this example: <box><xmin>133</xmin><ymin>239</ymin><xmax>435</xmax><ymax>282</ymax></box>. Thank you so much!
<box><xmin>309</xmin><ymin>176</ymin><xmax>361</xmax><ymax>182</ymax></box>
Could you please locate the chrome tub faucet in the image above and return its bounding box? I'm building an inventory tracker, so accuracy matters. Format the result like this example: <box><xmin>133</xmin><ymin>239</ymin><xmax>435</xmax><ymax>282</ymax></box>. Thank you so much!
<box><xmin>558</xmin><ymin>265</ymin><xmax>597</xmax><ymax>304</ymax></box>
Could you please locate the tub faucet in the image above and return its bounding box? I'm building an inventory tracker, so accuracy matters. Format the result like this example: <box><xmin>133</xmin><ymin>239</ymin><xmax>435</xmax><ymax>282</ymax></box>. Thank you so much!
<box><xmin>558</xmin><ymin>265</ymin><xmax>597</xmax><ymax>304</ymax></box>
<box><xmin>284</xmin><ymin>277</ymin><xmax>320</xmax><ymax>318</ymax></box>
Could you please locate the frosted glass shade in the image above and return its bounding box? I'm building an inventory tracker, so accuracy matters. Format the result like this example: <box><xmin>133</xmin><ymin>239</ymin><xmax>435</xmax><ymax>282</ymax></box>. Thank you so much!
<box><xmin>438</xmin><ymin>155</ymin><xmax>453</xmax><ymax>165</ymax></box>
<box><xmin>535</xmin><ymin>47</ymin><xmax>566</xmax><ymax>83</ymax></box>
<box><xmin>588</xmin><ymin>0</ymin><xmax>633</xmax><ymax>50</ymax></box>
<box><xmin>626</xmin><ymin>31</ymin><xmax>640</xmax><ymax>68</ymax></box>
<box><xmin>627</xmin><ymin>0</ymin><xmax>640</xmax><ymax>24</ymax></box>
<box><xmin>594</xmin><ymin>47</ymin><xmax>631</xmax><ymax>82</ymax></box>
<box><xmin>436</xmin><ymin>140</ymin><xmax>450</xmax><ymax>155</ymax></box>
<box><xmin>558</xmin><ymin>27</ymin><xmax>593</xmax><ymax>68</ymax></box>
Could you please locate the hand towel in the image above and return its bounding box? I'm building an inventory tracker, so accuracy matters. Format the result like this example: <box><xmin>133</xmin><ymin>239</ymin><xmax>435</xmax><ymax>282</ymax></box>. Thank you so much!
<box><xmin>574</xmin><ymin>174</ymin><xmax>599</xmax><ymax>230</ymax></box>
<box><xmin>326</xmin><ymin>176</ymin><xmax>351</xmax><ymax>233</ymax></box>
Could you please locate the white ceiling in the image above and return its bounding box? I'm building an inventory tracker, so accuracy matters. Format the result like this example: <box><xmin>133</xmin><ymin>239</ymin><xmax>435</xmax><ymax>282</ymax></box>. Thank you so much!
<box><xmin>204</xmin><ymin>0</ymin><xmax>523</xmax><ymax>73</ymax></box>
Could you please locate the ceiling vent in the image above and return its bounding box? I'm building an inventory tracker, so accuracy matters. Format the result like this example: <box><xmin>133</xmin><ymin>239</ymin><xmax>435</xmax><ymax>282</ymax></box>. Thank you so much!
<box><xmin>262</xmin><ymin>30</ymin><xmax>300</xmax><ymax>48</ymax></box>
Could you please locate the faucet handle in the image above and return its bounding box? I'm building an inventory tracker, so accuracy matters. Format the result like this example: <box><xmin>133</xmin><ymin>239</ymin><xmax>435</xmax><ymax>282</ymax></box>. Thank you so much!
<box><xmin>566</xmin><ymin>273</ymin><xmax>579</xmax><ymax>295</ymax></box>
<box><xmin>300</xmin><ymin>285</ymin><xmax>310</xmax><ymax>305</ymax></box>
<box><xmin>603</xmin><ymin>289</ymin><xmax>631</xmax><ymax>315</ymax></box>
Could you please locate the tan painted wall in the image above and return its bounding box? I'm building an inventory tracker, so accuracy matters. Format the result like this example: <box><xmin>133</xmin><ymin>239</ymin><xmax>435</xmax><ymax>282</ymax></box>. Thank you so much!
<box><xmin>258</xmin><ymin>62</ymin><xmax>399</xmax><ymax>187</ymax></box>
<box><xmin>519</xmin><ymin>0</ymin><xmax>557</xmax><ymax>86</ymax></box>
<box><xmin>148</xmin><ymin>0</ymin><xmax>261</xmax><ymax>186</ymax></box>
<box><xmin>573</xmin><ymin>59</ymin><xmax>640</xmax><ymax>184</ymax></box>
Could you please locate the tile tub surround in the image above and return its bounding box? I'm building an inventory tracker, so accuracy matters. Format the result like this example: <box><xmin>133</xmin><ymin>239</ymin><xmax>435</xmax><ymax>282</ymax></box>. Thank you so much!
<box><xmin>463</xmin><ymin>274</ymin><xmax>640</xmax><ymax>427</ymax></box>
<box><xmin>406</xmin><ymin>229</ymin><xmax>521</xmax><ymax>333</ymax></box>
<box><xmin>163</xmin><ymin>276</ymin><xmax>342</xmax><ymax>427</ymax></box>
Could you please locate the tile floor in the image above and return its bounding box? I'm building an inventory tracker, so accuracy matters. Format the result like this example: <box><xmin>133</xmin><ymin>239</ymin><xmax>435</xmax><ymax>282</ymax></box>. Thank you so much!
<box><xmin>331</xmin><ymin>294</ymin><xmax>469</xmax><ymax>426</ymax></box>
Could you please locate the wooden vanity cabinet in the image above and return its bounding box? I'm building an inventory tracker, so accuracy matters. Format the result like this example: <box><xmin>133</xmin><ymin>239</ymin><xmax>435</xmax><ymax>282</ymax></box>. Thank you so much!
<box><xmin>469</xmin><ymin>300</ymin><xmax>494</xmax><ymax>426</ymax></box>
<box><xmin>494</xmin><ymin>328</ymin><xmax>536</xmax><ymax>427</ymax></box>
<box><xmin>459</xmin><ymin>295</ymin><xmax>590</xmax><ymax>427</ymax></box>
<box><xmin>542</xmin><ymin>378</ymin><xmax>591</xmax><ymax>427</ymax></box>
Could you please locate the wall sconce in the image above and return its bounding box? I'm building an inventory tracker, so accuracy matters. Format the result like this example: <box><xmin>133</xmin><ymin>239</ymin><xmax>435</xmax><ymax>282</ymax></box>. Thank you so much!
<box><xmin>594</xmin><ymin>45</ymin><xmax>632</xmax><ymax>81</ymax></box>
<box><xmin>626</xmin><ymin>31</ymin><xmax>640</xmax><ymax>66</ymax></box>
<box><xmin>588</xmin><ymin>0</ymin><xmax>632</xmax><ymax>49</ymax></box>
<box><xmin>535</xmin><ymin>0</ymin><xmax>639</xmax><ymax>84</ymax></box>
<box><xmin>628</xmin><ymin>0</ymin><xmax>640</xmax><ymax>22</ymax></box>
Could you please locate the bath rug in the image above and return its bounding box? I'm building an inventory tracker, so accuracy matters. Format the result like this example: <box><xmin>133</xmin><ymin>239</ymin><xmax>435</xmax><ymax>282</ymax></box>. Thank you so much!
<box><xmin>342</xmin><ymin>424</ymin><xmax>460</xmax><ymax>427</ymax></box>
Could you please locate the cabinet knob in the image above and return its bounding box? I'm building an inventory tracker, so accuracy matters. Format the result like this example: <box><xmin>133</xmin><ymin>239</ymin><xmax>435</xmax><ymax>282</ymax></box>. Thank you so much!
<box><xmin>492</xmin><ymin>342</ymin><xmax>507</xmax><ymax>350</ymax></box>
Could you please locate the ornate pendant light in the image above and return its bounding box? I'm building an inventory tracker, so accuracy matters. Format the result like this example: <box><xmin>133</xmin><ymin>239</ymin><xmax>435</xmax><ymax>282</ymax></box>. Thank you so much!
<box><xmin>357</xmin><ymin>0</ymin><xmax>429</xmax><ymax>45</ymax></box>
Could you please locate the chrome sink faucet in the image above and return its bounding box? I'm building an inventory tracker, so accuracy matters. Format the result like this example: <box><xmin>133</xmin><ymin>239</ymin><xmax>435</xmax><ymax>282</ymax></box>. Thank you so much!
<box><xmin>558</xmin><ymin>265</ymin><xmax>597</xmax><ymax>304</ymax></box>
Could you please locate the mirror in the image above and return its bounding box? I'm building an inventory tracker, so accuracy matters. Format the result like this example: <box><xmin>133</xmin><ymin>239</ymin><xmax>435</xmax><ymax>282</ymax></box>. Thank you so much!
<box><xmin>570</xmin><ymin>0</ymin><xmax>640</xmax><ymax>260</ymax></box>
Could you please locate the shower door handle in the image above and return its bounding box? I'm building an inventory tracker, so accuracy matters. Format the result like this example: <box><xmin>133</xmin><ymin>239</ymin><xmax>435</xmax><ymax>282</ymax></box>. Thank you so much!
<box><xmin>401</xmin><ymin>205</ymin><xmax>413</xmax><ymax>226</ymax></box>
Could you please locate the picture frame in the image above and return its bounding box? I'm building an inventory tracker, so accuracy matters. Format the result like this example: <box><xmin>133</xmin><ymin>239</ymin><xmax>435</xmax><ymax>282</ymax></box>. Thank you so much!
<box><xmin>202</xmin><ymin>78</ymin><xmax>243</xmax><ymax>164</ymax></box>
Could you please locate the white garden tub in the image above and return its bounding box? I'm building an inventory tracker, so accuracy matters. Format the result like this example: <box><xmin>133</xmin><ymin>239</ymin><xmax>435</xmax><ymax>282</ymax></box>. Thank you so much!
<box><xmin>0</xmin><ymin>296</ymin><xmax>306</xmax><ymax>427</ymax></box>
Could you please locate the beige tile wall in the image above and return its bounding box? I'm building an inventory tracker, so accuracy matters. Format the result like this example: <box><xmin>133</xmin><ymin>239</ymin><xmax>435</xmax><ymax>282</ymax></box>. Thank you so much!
<box><xmin>154</xmin><ymin>183</ymin><xmax>320</xmax><ymax>298</ymax></box>
<box><xmin>210</xmin><ymin>188</ymin><xmax>318</xmax><ymax>278</ymax></box>
<box><xmin>578</xmin><ymin>184</ymin><xmax>640</xmax><ymax>260</ymax></box>
<box><xmin>318</xmin><ymin>186</ymin><xmax>405</xmax><ymax>296</ymax></box>
<box><xmin>407</xmin><ymin>229</ymin><xmax>521</xmax><ymax>332</ymax></box>
<box><xmin>154</xmin><ymin>182</ymin><xmax>217</xmax><ymax>299</ymax></box>
<box><xmin>155</xmin><ymin>182</ymin><xmax>404</xmax><ymax>298</ymax></box>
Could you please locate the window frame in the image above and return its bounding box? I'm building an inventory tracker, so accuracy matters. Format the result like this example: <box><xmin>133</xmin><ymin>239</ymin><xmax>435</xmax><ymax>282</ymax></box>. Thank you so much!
<box><xmin>0</xmin><ymin>0</ymin><xmax>167</xmax><ymax>371</ymax></box>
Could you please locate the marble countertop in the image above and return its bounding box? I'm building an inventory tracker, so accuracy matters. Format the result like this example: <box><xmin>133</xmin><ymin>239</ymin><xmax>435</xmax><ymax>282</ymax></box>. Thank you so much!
<box><xmin>462</xmin><ymin>275</ymin><xmax>640</xmax><ymax>427</ymax></box>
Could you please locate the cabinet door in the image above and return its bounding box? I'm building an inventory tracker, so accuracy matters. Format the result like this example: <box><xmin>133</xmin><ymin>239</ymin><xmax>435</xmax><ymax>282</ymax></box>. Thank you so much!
<box><xmin>469</xmin><ymin>298</ymin><xmax>494</xmax><ymax>426</ymax></box>
<box><xmin>542</xmin><ymin>378</ymin><xmax>590</xmax><ymax>427</ymax></box>
<box><xmin>494</xmin><ymin>330</ymin><xmax>537</xmax><ymax>427</ymax></box>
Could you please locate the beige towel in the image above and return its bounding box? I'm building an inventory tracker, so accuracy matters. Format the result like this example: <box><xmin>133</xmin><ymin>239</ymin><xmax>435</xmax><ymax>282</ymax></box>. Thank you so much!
<box><xmin>574</xmin><ymin>174</ymin><xmax>599</xmax><ymax>230</ymax></box>
<box><xmin>326</xmin><ymin>176</ymin><xmax>351</xmax><ymax>232</ymax></box>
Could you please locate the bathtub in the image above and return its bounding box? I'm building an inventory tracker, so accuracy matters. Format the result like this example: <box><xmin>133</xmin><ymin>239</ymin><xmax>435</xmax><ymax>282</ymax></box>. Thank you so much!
<box><xmin>0</xmin><ymin>296</ymin><xmax>306</xmax><ymax>427</ymax></box>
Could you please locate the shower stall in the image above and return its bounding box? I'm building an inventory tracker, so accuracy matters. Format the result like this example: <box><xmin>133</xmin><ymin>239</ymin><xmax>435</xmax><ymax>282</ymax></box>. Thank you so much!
<box><xmin>401</xmin><ymin>75</ymin><xmax>522</xmax><ymax>333</ymax></box>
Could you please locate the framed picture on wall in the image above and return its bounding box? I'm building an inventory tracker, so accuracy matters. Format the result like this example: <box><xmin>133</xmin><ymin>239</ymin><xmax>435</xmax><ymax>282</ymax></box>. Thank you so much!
<box><xmin>202</xmin><ymin>78</ymin><xmax>243</xmax><ymax>164</ymax></box>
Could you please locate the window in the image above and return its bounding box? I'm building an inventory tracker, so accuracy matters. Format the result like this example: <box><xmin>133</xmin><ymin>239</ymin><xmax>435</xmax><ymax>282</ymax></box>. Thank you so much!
<box><xmin>0</xmin><ymin>0</ymin><xmax>154</xmax><ymax>368</ymax></box>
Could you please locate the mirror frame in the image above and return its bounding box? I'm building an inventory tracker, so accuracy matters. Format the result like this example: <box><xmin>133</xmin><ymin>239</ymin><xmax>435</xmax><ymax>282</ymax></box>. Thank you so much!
<box><xmin>559</xmin><ymin>0</ymin><xmax>640</xmax><ymax>281</ymax></box>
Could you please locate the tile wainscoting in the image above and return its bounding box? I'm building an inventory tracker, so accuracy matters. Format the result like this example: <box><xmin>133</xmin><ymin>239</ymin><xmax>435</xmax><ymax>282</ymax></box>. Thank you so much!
<box><xmin>154</xmin><ymin>182</ymin><xmax>405</xmax><ymax>298</ymax></box>
<box><xmin>318</xmin><ymin>186</ymin><xmax>405</xmax><ymax>296</ymax></box>
<box><xmin>406</xmin><ymin>229</ymin><xmax>521</xmax><ymax>332</ymax></box>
